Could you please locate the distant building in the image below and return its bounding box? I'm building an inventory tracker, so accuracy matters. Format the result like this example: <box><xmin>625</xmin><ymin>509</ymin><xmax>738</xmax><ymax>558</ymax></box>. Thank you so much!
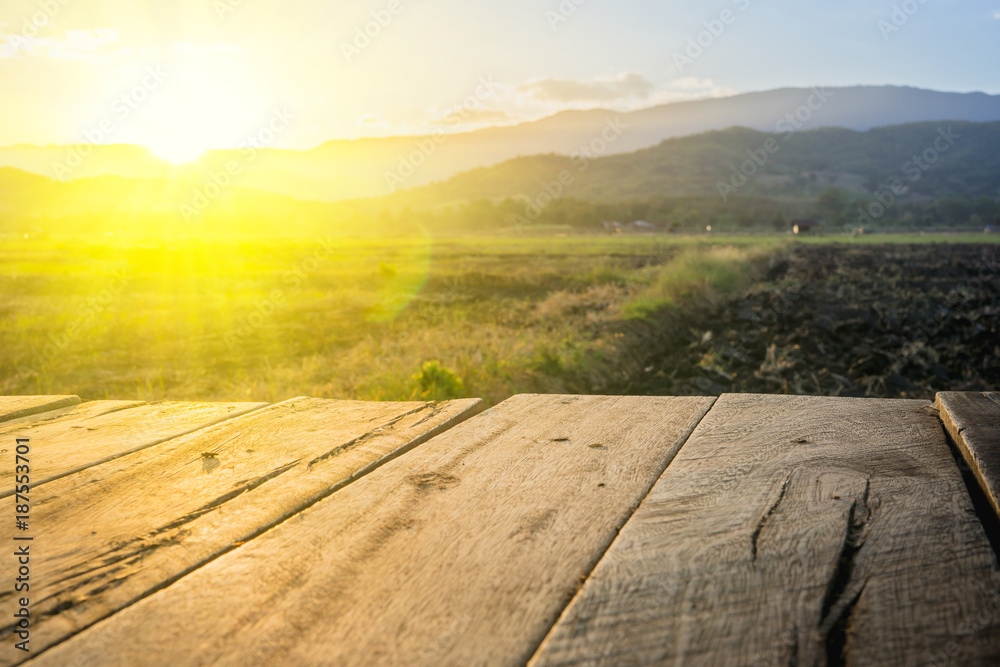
<box><xmin>986</xmin><ymin>224</ymin><xmax>997</xmax><ymax>234</ymax></box>
<box><xmin>604</xmin><ymin>220</ymin><xmax>656</xmax><ymax>233</ymax></box>
<box><xmin>791</xmin><ymin>219</ymin><xmax>821</xmax><ymax>234</ymax></box>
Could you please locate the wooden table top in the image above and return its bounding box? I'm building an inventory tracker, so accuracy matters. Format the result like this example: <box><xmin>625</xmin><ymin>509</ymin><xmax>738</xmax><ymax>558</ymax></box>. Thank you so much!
<box><xmin>1</xmin><ymin>392</ymin><xmax>998</xmax><ymax>666</ymax></box>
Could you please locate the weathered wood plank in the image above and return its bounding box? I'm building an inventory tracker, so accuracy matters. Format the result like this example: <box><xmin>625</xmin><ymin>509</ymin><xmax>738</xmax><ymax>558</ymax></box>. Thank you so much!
<box><xmin>0</xmin><ymin>399</ymin><xmax>142</xmax><ymax>431</ymax></box>
<box><xmin>530</xmin><ymin>394</ymin><xmax>1000</xmax><ymax>667</ymax></box>
<box><xmin>0</xmin><ymin>400</ymin><xmax>268</xmax><ymax>497</ymax></box>
<box><xmin>24</xmin><ymin>394</ymin><xmax>714</xmax><ymax>667</ymax></box>
<box><xmin>0</xmin><ymin>396</ymin><xmax>80</xmax><ymax>423</ymax></box>
<box><xmin>937</xmin><ymin>392</ymin><xmax>1000</xmax><ymax>522</ymax></box>
<box><xmin>0</xmin><ymin>397</ymin><xmax>482</xmax><ymax>666</ymax></box>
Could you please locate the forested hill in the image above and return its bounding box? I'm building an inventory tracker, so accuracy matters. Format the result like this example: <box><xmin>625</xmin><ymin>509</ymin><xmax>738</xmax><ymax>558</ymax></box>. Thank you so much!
<box><xmin>391</xmin><ymin>121</ymin><xmax>1000</xmax><ymax>206</ymax></box>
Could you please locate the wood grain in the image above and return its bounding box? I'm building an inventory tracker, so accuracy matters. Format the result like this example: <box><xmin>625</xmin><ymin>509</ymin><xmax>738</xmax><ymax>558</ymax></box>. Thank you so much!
<box><xmin>530</xmin><ymin>394</ymin><xmax>1000</xmax><ymax>667</ymax></box>
<box><xmin>0</xmin><ymin>397</ymin><xmax>483</xmax><ymax>666</ymax></box>
<box><xmin>937</xmin><ymin>391</ymin><xmax>1000</xmax><ymax>521</ymax></box>
<box><xmin>0</xmin><ymin>396</ymin><xmax>80</xmax><ymax>423</ymax></box>
<box><xmin>25</xmin><ymin>394</ymin><xmax>714</xmax><ymax>667</ymax></box>
<box><xmin>0</xmin><ymin>400</ymin><xmax>268</xmax><ymax>497</ymax></box>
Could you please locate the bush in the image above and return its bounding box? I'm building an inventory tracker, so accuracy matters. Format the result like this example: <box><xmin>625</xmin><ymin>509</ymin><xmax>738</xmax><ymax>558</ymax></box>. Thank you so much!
<box><xmin>623</xmin><ymin>244</ymin><xmax>780</xmax><ymax>320</ymax></box>
<box><xmin>412</xmin><ymin>360</ymin><xmax>465</xmax><ymax>400</ymax></box>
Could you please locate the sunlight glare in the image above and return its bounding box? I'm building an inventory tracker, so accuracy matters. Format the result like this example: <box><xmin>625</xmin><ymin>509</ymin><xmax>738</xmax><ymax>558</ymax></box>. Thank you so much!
<box><xmin>122</xmin><ymin>57</ymin><xmax>272</xmax><ymax>165</ymax></box>
<box><xmin>146</xmin><ymin>136</ymin><xmax>209</xmax><ymax>165</ymax></box>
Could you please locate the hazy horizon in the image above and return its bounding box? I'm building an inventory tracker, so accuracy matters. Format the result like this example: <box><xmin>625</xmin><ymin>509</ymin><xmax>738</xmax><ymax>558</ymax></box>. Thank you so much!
<box><xmin>0</xmin><ymin>83</ymin><xmax>998</xmax><ymax>155</ymax></box>
<box><xmin>2</xmin><ymin>0</ymin><xmax>998</xmax><ymax>162</ymax></box>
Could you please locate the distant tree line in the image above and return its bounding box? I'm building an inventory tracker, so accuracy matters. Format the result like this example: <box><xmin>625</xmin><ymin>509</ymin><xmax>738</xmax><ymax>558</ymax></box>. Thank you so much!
<box><xmin>364</xmin><ymin>188</ymin><xmax>999</xmax><ymax>234</ymax></box>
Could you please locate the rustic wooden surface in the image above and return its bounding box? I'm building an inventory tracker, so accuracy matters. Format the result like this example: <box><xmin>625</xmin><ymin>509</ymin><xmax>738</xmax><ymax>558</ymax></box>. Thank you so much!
<box><xmin>937</xmin><ymin>392</ymin><xmax>1000</xmax><ymax>521</ymax></box>
<box><xmin>0</xmin><ymin>396</ymin><xmax>80</xmax><ymax>423</ymax></box>
<box><xmin>26</xmin><ymin>395</ymin><xmax>714</xmax><ymax>667</ymax></box>
<box><xmin>2</xmin><ymin>391</ymin><xmax>999</xmax><ymax>666</ymax></box>
<box><xmin>0</xmin><ymin>400</ymin><xmax>266</xmax><ymax>497</ymax></box>
<box><xmin>0</xmin><ymin>397</ymin><xmax>482</xmax><ymax>665</ymax></box>
<box><xmin>530</xmin><ymin>394</ymin><xmax>1000</xmax><ymax>667</ymax></box>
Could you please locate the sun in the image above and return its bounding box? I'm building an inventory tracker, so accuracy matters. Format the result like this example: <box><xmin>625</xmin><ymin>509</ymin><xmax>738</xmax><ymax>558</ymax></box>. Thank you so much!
<box><xmin>145</xmin><ymin>136</ymin><xmax>210</xmax><ymax>165</ymax></box>
<box><xmin>122</xmin><ymin>56</ymin><xmax>273</xmax><ymax>166</ymax></box>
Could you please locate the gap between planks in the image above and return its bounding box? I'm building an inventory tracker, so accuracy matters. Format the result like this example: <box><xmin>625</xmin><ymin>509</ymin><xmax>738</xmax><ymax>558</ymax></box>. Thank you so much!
<box><xmin>936</xmin><ymin>392</ymin><xmax>1000</xmax><ymax>523</ymax></box>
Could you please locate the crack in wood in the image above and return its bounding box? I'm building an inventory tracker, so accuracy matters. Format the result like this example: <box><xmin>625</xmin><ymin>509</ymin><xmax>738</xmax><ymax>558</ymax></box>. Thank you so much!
<box><xmin>788</xmin><ymin>622</ymin><xmax>800</xmax><ymax>667</ymax></box>
<box><xmin>408</xmin><ymin>471</ymin><xmax>461</xmax><ymax>491</ymax></box>
<box><xmin>750</xmin><ymin>473</ymin><xmax>793</xmax><ymax>563</ymax></box>
<box><xmin>818</xmin><ymin>479</ymin><xmax>871</xmax><ymax>665</ymax></box>
<box><xmin>150</xmin><ymin>461</ymin><xmax>301</xmax><ymax>536</ymax></box>
<box><xmin>408</xmin><ymin>402</ymin><xmax>445</xmax><ymax>429</ymax></box>
<box><xmin>7</xmin><ymin>460</ymin><xmax>302</xmax><ymax>618</ymax></box>
<box><xmin>44</xmin><ymin>540</ymin><xmax>179</xmax><ymax>594</ymax></box>
<box><xmin>823</xmin><ymin>581</ymin><xmax>866</xmax><ymax>667</ymax></box>
<box><xmin>305</xmin><ymin>403</ymin><xmax>434</xmax><ymax>470</ymax></box>
<box><xmin>3</xmin><ymin>462</ymin><xmax>302</xmax><ymax>629</ymax></box>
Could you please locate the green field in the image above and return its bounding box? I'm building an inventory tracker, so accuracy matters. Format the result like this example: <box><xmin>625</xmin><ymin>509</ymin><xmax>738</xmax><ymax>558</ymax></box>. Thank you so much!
<box><xmin>1</xmin><ymin>232</ymin><xmax>996</xmax><ymax>405</ymax></box>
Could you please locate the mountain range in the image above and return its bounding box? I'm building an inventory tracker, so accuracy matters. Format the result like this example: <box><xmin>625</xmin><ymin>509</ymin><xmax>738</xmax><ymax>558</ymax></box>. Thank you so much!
<box><xmin>390</xmin><ymin>121</ymin><xmax>1000</xmax><ymax>208</ymax></box>
<box><xmin>2</xmin><ymin>85</ymin><xmax>1000</xmax><ymax>203</ymax></box>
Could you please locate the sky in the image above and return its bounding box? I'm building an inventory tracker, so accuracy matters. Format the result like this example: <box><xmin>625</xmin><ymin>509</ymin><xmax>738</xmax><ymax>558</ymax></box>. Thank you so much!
<box><xmin>1</xmin><ymin>0</ymin><xmax>998</xmax><ymax>161</ymax></box>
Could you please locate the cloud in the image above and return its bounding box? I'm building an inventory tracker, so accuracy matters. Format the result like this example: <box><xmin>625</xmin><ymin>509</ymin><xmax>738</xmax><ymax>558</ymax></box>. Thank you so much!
<box><xmin>517</xmin><ymin>73</ymin><xmax>654</xmax><ymax>104</ymax></box>
<box><xmin>0</xmin><ymin>33</ymin><xmax>242</xmax><ymax>63</ymax></box>
<box><xmin>0</xmin><ymin>28</ymin><xmax>119</xmax><ymax>62</ymax></box>
<box><xmin>649</xmin><ymin>77</ymin><xmax>738</xmax><ymax>103</ymax></box>
<box><xmin>353</xmin><ymin>74</ymin><xmax>735</xmax><ymax>138</ymax></box>
<box><xmin>356</xmin><ymin>113</ymin><xmax>392</xmax><ymax>128</ymax></box>
<box><xmin>107</xmin><ymin>46</ymin><xmax>158</xmax><ymax>59</ymax></box>
<box><xmin>509</xmin><ymin>73</ymin><xmax>736</xmax><ymax>117</ymax></box>
<box><xmin>428</xmin><ymin>108</ymin><xmax>518</xmax><ymax>127</ymax></box>
<box><xmin>169</xmin><ymin>42</ymin><xmax>244</xmax><ymax>57</ymax></box>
